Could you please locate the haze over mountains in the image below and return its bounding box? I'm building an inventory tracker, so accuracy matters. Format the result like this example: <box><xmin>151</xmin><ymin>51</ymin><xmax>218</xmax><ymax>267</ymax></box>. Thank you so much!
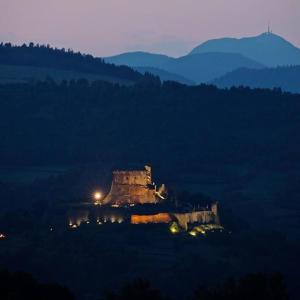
<box><xmin>1</xmin><ymin>32</ymin><xmax>300</xmax><ymax>93</ymax></box>
<box><xmin>105</xmin><ymin>32</ymin><xmax>300</xmax><ymax>92</ymax></box>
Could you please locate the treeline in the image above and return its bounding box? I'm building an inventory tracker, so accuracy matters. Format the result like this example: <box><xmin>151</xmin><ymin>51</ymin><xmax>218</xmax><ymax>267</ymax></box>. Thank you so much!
<box><xmin>0</xmin><ymin>270</ymin><xmax>288</xmax><ymax>300</ymax></box>
<box><xmin>0</xmin><ymin>42</ymin><xmax>142</xmax><ymax>81</ymax></box>
<box><xmin>213</xmin><ymin>65</ymin><xmax>300</xmax><ymax>94</ymax></box>
<box><xmin>106</xmin><ymin>274</ymin><xmax>288</xmax><ymax>300</ymax></box>
<box><xmin>0</xmin><ymin>78</ymin><xmax>299</xmax><ymax>170</ymax></box>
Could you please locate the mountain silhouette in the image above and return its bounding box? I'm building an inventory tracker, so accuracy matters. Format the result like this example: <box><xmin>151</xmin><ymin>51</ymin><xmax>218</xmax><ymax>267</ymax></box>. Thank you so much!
<box><xmin>190</xmin><ymin>32</ymin><xmax>300</xmax><ymax>67</ymax></box>
<box><xmin>159</xmin><ymin>52</ymin><xmax>264</xmax><ymax>83</ymax></box>
<box><xmin>104</xmin><ymin>51</ymin><xmax>173</xmax><ymax>68</ymax></box>
<box><xmin>106</xmin><ymin>52</ymin><xmax>263</xmax><ymax>83</ymax></box>
<box><xmin>212</xmin><ymin>65</ymin><xmax>300</xmax><ymax>94</ymax></box>
<box><xmin>104</xmin><ymin>32</ymin><xmax>300</xmax><ymax>84</ymax></box>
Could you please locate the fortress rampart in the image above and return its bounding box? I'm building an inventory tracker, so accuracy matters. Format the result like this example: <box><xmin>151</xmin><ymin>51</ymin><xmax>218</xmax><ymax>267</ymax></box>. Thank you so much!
<box><xmin>130</xmin><ymin>203</ymin><xmax>220</xmax><ymax>229</ymax></box>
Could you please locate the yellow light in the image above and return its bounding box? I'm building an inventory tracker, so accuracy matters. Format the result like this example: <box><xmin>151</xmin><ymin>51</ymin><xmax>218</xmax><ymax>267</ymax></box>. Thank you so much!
<box><xmin>170</xmin><ymin>227</ymin><xmax>178</xmax><ymax>234</ymax></box>
<box><xmin>189</xmin><ymin>230</ymin><xmax>197</xmax><ymax>237</ymax></box>
<box><xmin>0</xmin><ymin>233</ymin><xmax>6</xmax><ymax>239</ymax></box>
<box><xmin>94</xmin><ymin>192</ymin><xmax>102</xmax><ymax>201</ymax></box>
<box><xmin>169</xmin><ymin>222</ymin><xmax>179</xmax><ymax>234</ymax></box>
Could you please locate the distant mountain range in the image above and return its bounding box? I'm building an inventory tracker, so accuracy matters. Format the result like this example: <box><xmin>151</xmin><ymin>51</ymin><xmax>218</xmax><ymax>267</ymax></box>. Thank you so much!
<box><xmin>105</xmin><ymin>51</ymin><xmax>173</xmax><ymax>68</ymax></box>
<box><xmin>1</xmin><ymin>32</ymin><xmax>300</xmax><ymax>92</ymax></box>
<box><xmin>105</xmin><ymin>32</ymin><xmax>300</xmax><ymax>92</ymax></box>
<box><xmin>105</xmin><ymin>50</ymin><xmax>264</xmax><ymax>84</ymax></box>
<box><xmin>190</xmin><ymin>32</ymin><xmax>300</xmax><ymax>67</ymax></box>
<box><xmin>158</xmin><ymin>52</ymin><xmax>264</xmax><ymax>83</ymax></box>
<box><xmin>129</xmin><ymin>53</ymin><xmax>263</xmax><ymax>84</ymax></box>
<box><xmin>212</xmin><ymin>65</ymin><xmax>300</xmax><ymax>94</ymax></box>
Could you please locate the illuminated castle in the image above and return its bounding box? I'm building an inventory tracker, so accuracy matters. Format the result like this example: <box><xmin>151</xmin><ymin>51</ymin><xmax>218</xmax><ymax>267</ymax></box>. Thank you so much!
<box><xmin>98</xmin><ymin>165</ymin><xmax>166</xmax><ymax>206</ymax></box>
<box><xmin>75</xmin><ymin>165</ymin><xmax>222</xmax><ymax>235</ymax></box>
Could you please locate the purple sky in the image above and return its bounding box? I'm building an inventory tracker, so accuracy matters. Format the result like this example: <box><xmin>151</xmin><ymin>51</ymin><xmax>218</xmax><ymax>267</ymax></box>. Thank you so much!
<box><xmin>0</xmin><ymin>0</ymin><xmax>299</xmax><ymax>57</ymax></box>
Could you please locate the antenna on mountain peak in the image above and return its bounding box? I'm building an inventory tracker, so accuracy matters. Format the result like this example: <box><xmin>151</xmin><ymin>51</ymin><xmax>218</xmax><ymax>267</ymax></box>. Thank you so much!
<box><xmin>267</xmin><ymin>22</ymin><xmax>272</xmax><ymax>34</ymax></box>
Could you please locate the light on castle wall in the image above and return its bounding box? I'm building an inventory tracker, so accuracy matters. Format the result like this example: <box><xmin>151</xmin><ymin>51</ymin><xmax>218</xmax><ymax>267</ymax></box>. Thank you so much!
<box><xmin>94</xmin><ymin>191</ymin><xmax>102</xmax><ymax>200</ymax></box>
<box><xmin>94</xmin><ymin>191</ymin><xmax>102</xmax><ymax>201</ymax></box>
<box><xmin>189</xmin><ymin>230</ymin><xmax>197</xmax><ymax>237</ymax></box>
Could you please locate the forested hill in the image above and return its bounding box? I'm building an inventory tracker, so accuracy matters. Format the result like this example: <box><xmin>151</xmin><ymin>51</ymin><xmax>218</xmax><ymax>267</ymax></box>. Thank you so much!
<box><xmin>0</xmin><ymin>78</ymin><xmax>300</xmax><ymax>171</ymax></box>
<box><xmin>0</xmin><ymin>43</ymin><xmax>142</xmax><ymax>83</ymax></box>
<box><xmin>212</xmin><ymin>66</ymin><xmax>300</xmax><ymax>94</ymax></box>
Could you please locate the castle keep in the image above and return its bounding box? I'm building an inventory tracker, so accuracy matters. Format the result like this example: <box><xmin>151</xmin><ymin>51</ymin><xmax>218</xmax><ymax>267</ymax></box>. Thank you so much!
<box><xmin>100</xmin><ymin>165</ymin><xmax>165</xmax><ymax>206</ymax></box>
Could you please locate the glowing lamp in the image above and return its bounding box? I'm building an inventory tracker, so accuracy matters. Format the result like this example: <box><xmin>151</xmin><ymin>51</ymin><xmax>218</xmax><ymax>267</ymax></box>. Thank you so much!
<box><xmin>170</xmin><ymin>227</ymin><xmax>178</xmax><ymax>234</ymax></box>
<box><xmin>94</xmin><ymin>191</ymin><xmax>102</xmax><ymax>201</ymax></box>
<box><xmin>189</xmin><ymin>231</ymin><xmax>197</xmax><ymax>237</ymax></box>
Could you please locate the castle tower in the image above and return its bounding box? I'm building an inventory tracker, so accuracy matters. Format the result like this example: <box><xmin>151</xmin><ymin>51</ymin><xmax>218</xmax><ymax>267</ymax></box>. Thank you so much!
<box><xmin>211</xmin><ymin>202</ymin><xmax>220</xmax><ymax>225</ymax></box>
<box><xmin>101</xmin><ymin>165</ymin><xmax>158</xmax><ymax>206</ymax></box>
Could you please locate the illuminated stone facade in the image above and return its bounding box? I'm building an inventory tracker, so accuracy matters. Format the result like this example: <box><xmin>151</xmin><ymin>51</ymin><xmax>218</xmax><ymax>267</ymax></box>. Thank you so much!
<box><xmin>131</xmin><ymin>213</ymin><xmax>172</xmax><ymax>224</ymax></box>
<box><xmin>101</xmin><ymin>165</ymin><xmax>163</xmax><ymax>206</ymax></box>
<box><xmin>67</xmin><ymin>202</ymin><xmax>220</xmax><ymax>231</ymax></box>
<box><xmin>130</xmin><ymin>203</ymin><xmax>220</xmax><ymax>229</ymax></box>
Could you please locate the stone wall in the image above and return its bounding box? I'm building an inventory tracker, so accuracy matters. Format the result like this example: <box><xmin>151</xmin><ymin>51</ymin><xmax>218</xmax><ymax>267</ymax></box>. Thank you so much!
<box><xmin>131</xmin><ymin>213</ymin><xmax>172</xmax><ymax>224</ymax></box>
<box><xmin>130</xmin><ymin>204</ymin><xmax>220</xmax><ymax>229</ymax></box>
<box><xmin>113</xmin><ymin>170</ymin><xmax>151</xmax><ymax>185</ymax></box>
<box><xmin>102</xmin><ymin>165</ymin><xmax>157</xmax><ymax>205</ymax></box>
<box><xmin>173</xmin><ymin>211</ymin><xmax>215</xmax><ymax>230</ymax></box>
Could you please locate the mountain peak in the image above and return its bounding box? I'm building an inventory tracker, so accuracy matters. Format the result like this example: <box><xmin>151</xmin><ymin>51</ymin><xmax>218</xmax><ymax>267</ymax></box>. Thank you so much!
<box><xmin>190</xmin><ymin>32</ymin><xmax>300</xmax><ymax>66</ymax></box>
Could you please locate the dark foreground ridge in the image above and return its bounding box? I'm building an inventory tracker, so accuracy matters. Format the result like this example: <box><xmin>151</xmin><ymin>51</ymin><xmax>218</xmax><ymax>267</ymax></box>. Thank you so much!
<box><xmin>0</xmin><ymin>270</ymin><xmax>289</xmax><ymax>300</ymax></box>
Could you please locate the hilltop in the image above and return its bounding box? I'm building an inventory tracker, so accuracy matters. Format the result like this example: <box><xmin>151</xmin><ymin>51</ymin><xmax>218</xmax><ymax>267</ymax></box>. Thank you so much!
<box><xmin>0</xmin><ymin>43</ymin><xmax>143</xmax><ymax>84</ymax></box>
<box><xmin>104</xmin><ymin>51</ymin><xmax>173</xmax><ymax>68</ymax></box>
<box><xmin>190</xmin><ymin>32</ymin><xmax>300</xmax><ymax>67</ymax></box>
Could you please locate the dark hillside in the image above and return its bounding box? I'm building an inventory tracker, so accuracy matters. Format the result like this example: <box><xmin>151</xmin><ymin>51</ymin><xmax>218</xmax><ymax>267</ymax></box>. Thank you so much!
<box><xmin>0</xmin><ymin>43</ymin><xmax>142</xmax><ymax>83</ymax></box>
<box><xmin>212</xmin><ymin>65</ymin><xmax>300</xmax><ymax>94</ymax></box>
<box><xmin>0</xmin><ymin>79</ymin><xmax>299</xmax><ymax>169</ymax></box>
<box><xmin>1</xmin><ymin>80</ymin><xmax>300</xmax><ymax>300</ymax></box>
